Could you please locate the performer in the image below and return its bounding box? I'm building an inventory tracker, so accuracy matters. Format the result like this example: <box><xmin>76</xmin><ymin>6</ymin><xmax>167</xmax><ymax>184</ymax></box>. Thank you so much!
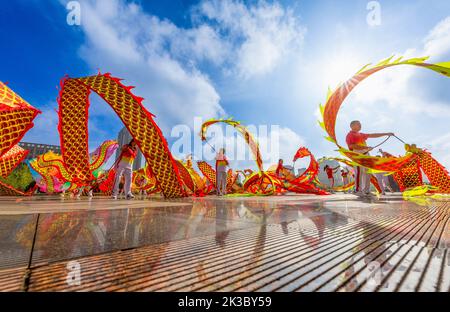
<box><xmin>350</xmin><ymin>170</ymin><xmax>356</xmax><ymax>193</ymax></box>
<box><xmin>275</xmin><ymin>159</ymin><xmax>285</xmax><ymax>179</ymax></box>
<box><xmin>185</xmin><ymin>154</ymin><xmax>193</xmax><ymax>169</ymax></box>
<box><xmin>112</xmin><ymin>139</ymin><xmax>138</xmax><ymax>200</ymax></box>
<box><xmin>324</xmin><ymin>165</ymin><xmax>340</xmax><ymax>189</ymax></box>
<box><xmin>340</xmin><ymin>168</ymin><xmax>350</xmax><ymax>192</ymax></box>
<box><xmin>346</xmin><ymin>120</ymin><xmax>393</xmax><ymax>197</ymax></box>
<box><xmin>215</xmin><ymin>148</ymin><xmax>229</xmax><ymax>196</ymax></box>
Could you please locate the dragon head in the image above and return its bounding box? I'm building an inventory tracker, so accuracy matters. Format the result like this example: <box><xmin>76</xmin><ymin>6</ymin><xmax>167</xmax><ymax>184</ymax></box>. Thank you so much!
<box><xmin>405</xmin><ymin>144</ymin><xmax>423</xmax><ymax>154</ymax></box>
<box><xmin>293</xmin><ymin>147</ymin><xmax>311</xmax><ymax>162</ymax></box>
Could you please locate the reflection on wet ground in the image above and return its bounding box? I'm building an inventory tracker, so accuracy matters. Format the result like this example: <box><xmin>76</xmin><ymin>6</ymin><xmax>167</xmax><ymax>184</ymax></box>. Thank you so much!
<box><xmin>0</xmin><ymin>194</ymin><xmax>448</xmax><ymax>292</ymax></box>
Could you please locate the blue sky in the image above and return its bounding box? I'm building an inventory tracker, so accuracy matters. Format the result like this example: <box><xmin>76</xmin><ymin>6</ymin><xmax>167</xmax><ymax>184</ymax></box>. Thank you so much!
<box><xmin>1</xmin><ymin>0</ymin><xmax>450</xmax><ymax>170</ymax></box>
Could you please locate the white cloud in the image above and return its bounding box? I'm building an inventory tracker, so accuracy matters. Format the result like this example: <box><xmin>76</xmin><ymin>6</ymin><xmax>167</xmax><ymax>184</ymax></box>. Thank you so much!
<box><xmin>169</xmin><ymin>24</ymin><xmax>229</xmax><ymax>65</ymax></box>
<box><xmin>354</xmin><ymin>15</ymin><xmax>450</xmax><ymax>113</ymax></box>
<box><xmin>259</xmin><ymin>126</ymin><xmax>306</xmax><ymax>169</ymax></box>
<box><xmin>424</xmin><ymin>16</ymin><xmax>450</xmax><ymax>60</ymax></box>
<box><xmin>76</xmin><ymin>0</ymin><xmax>224</xmax><ymax>131</ymax></box>
<box><xmin>196</xmin><ymin>0</ymin><xmax>306</xmax><ymax>78</ymax></box>
<box><xmin>353</xmin><ymin>65</ymin><xmax>450</xmax><ymax>119</ymax></box>
<box><xmin>74</xmin><ymin>0</ymin><xmax>305</xmax><ymax>133</ymax></box>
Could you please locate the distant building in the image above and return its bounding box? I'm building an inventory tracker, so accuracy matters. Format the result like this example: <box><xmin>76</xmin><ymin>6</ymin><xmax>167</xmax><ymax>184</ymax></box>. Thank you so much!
<box><xmin>18</xmin><ymin>142</ymin><xmax>61</xmax><ymax>160</ymax></box>
<box><xmin>116</xmin><ymin>127</ymin><xmax>143</xmax><ymax>171</ymax></box>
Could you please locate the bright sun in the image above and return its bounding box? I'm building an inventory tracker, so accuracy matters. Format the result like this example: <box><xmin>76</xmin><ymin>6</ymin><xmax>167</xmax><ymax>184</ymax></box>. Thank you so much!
<box><xmin>322</xmin><ymin>53</ymin><xmax>365</xmax><ymax>88</ymax></box>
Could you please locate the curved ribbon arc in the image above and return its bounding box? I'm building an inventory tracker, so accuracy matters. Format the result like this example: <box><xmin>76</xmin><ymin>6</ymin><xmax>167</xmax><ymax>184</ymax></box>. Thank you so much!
<box><xmin>57</xmin><ymin>74</ymin><xmax>186</xmax><ymax>198</ymax></box>
<box><xmin>291</xmin><ymin>147</ymin><xmax>320</xmax><ymax>185</ymax></box>
<box><xmin>200</xmin><ymin>118</ymin><xmax>264</xmax><ymax>173</ymax></box>
<box><xmin>320</xmin><ymin>56</ymin><xmax>450</xmax><ymax>172</ymax></box>
<box><xmin>89</xmin><ymin>140</ymin><xmax>119</xmax><ymax>172</ymax></box>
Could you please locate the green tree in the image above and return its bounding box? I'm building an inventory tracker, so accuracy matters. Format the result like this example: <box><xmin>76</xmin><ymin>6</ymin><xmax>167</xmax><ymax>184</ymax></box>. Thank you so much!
<box><xmin>0</xmin><ymin>163</ymin><xmax>35</xmax><ymax>191</ymax></box>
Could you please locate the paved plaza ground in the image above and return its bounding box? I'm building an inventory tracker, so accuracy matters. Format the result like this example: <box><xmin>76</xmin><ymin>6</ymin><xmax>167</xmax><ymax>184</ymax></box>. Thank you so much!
<box><xmin>0</xmin><ymin>193</ymin><xmax>448</xmax><ymax>292</ymax></box>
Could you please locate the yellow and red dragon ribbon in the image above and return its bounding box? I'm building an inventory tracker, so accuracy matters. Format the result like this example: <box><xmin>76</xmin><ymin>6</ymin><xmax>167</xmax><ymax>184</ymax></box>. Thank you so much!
<box><xmin>319</xmin><ymin>56</ymin><xmax>450</xmax><ymax>172</ymax></box>
<box><xmin>0</xmin><ymin>82</ymin><xmax>40</xmax><ymax>195</ymax></box>
<box><xmin>319</xmin><ymin>56</ymin><xmax>450</xmax><ymax>194</ymax></box>
<box><xmin>57</xmin><ymin>73</ymin><xmax>186</xmax><ymax>198</ymax></box>
<box><xmin>200</xmin><ymin>118</ymin><xmax>264</xmax><ymax>173</ymax></box>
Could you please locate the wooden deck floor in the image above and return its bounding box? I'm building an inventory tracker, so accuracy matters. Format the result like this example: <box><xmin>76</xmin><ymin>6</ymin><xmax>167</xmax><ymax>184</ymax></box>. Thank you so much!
<box><xmin>0</xmin><ymin>194</ymin><xmax>448</xmax><ymax>292</ymax></box>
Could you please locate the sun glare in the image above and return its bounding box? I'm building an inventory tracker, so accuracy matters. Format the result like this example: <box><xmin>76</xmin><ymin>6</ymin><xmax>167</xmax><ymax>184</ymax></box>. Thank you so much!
<box><xmin>322</xmin><ymin>54</ymin><xmax>365</xmax><ymax>88</ymax></box>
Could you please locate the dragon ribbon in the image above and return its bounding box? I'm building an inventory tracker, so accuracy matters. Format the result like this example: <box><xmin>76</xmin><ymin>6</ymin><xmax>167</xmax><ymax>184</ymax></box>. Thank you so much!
<box><xmin>0</xmin><ymin>82</ymin><xmax>40</xmax><ymax>195</ymax></box>
<box><xmin>319</xmin><ymin>56</ymin><xmax>450</xmax><ymax>172</ymax></box>
<box><xmin>30</xmin><ymin>140</ymin><xmax>119</xmax><ymax>193</ymax></box>
<box><xmin>57</xmin><ymin>73</ymin><xmax>186</xmax><ymax>198</ymax></box>
<box><xmin>200</xmin><ymin>118</ymin><xmax>264</xmax><ymax>173</ymax></box>
<box><xmin>291</xmin><ymin>147</ymin><xmax>320</xmax><ymax>185</ymax></box>
<box><xmin>200</xmin><ymin>118</ymin><xmax>287</xmax><ymax>195</ymax></box>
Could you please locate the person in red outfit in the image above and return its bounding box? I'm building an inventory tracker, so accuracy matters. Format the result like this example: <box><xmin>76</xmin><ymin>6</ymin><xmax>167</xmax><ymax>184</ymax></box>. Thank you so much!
<box><xmin>340</xmin><ymin>168</ymin><xmax>351</xmax><ymax>193</ymax></box>
<box><xmin>215</xmin><ymin>148</ymin><xmax>229</xmax><ymax>196</ymax></box>
<box><xmin>112</xmin><ymin>139</ymin><xmax>138</xmax><ymax>200</ymax></box>
<box><xmin>324</xmin><ymin>165</ymin><xmax>340</xmax><ymax>189</ymax></box>
<box><xmin>341</xmin><ymin>168</ymin><xmax>350</xmax><ymax>185</ymax></box>
<box><xmin>346</xmin><ymin>120</ymin><xmax>393</xmax><ymax>197</ymax></box>
<box><xmin>275</xmin><ymin>159</ymin><xmax>285</xmax><ymax>179</ymax></box>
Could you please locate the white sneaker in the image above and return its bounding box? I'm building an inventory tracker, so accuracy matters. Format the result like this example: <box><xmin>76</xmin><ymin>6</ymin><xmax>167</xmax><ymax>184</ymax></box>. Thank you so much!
<box><xmin>112</xmin><ymin>195</ymin><xmax>117</xmax><ymax>200</ymax></box>
<box><xmin>88</xmin><ymin>190</ymin><xmax>93</xmax><ymax>197</ymax></box>
<box><xmin>126</xmin><ymin>193</ymin><xmax>135</xmax><ymax>200</ymax></box>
